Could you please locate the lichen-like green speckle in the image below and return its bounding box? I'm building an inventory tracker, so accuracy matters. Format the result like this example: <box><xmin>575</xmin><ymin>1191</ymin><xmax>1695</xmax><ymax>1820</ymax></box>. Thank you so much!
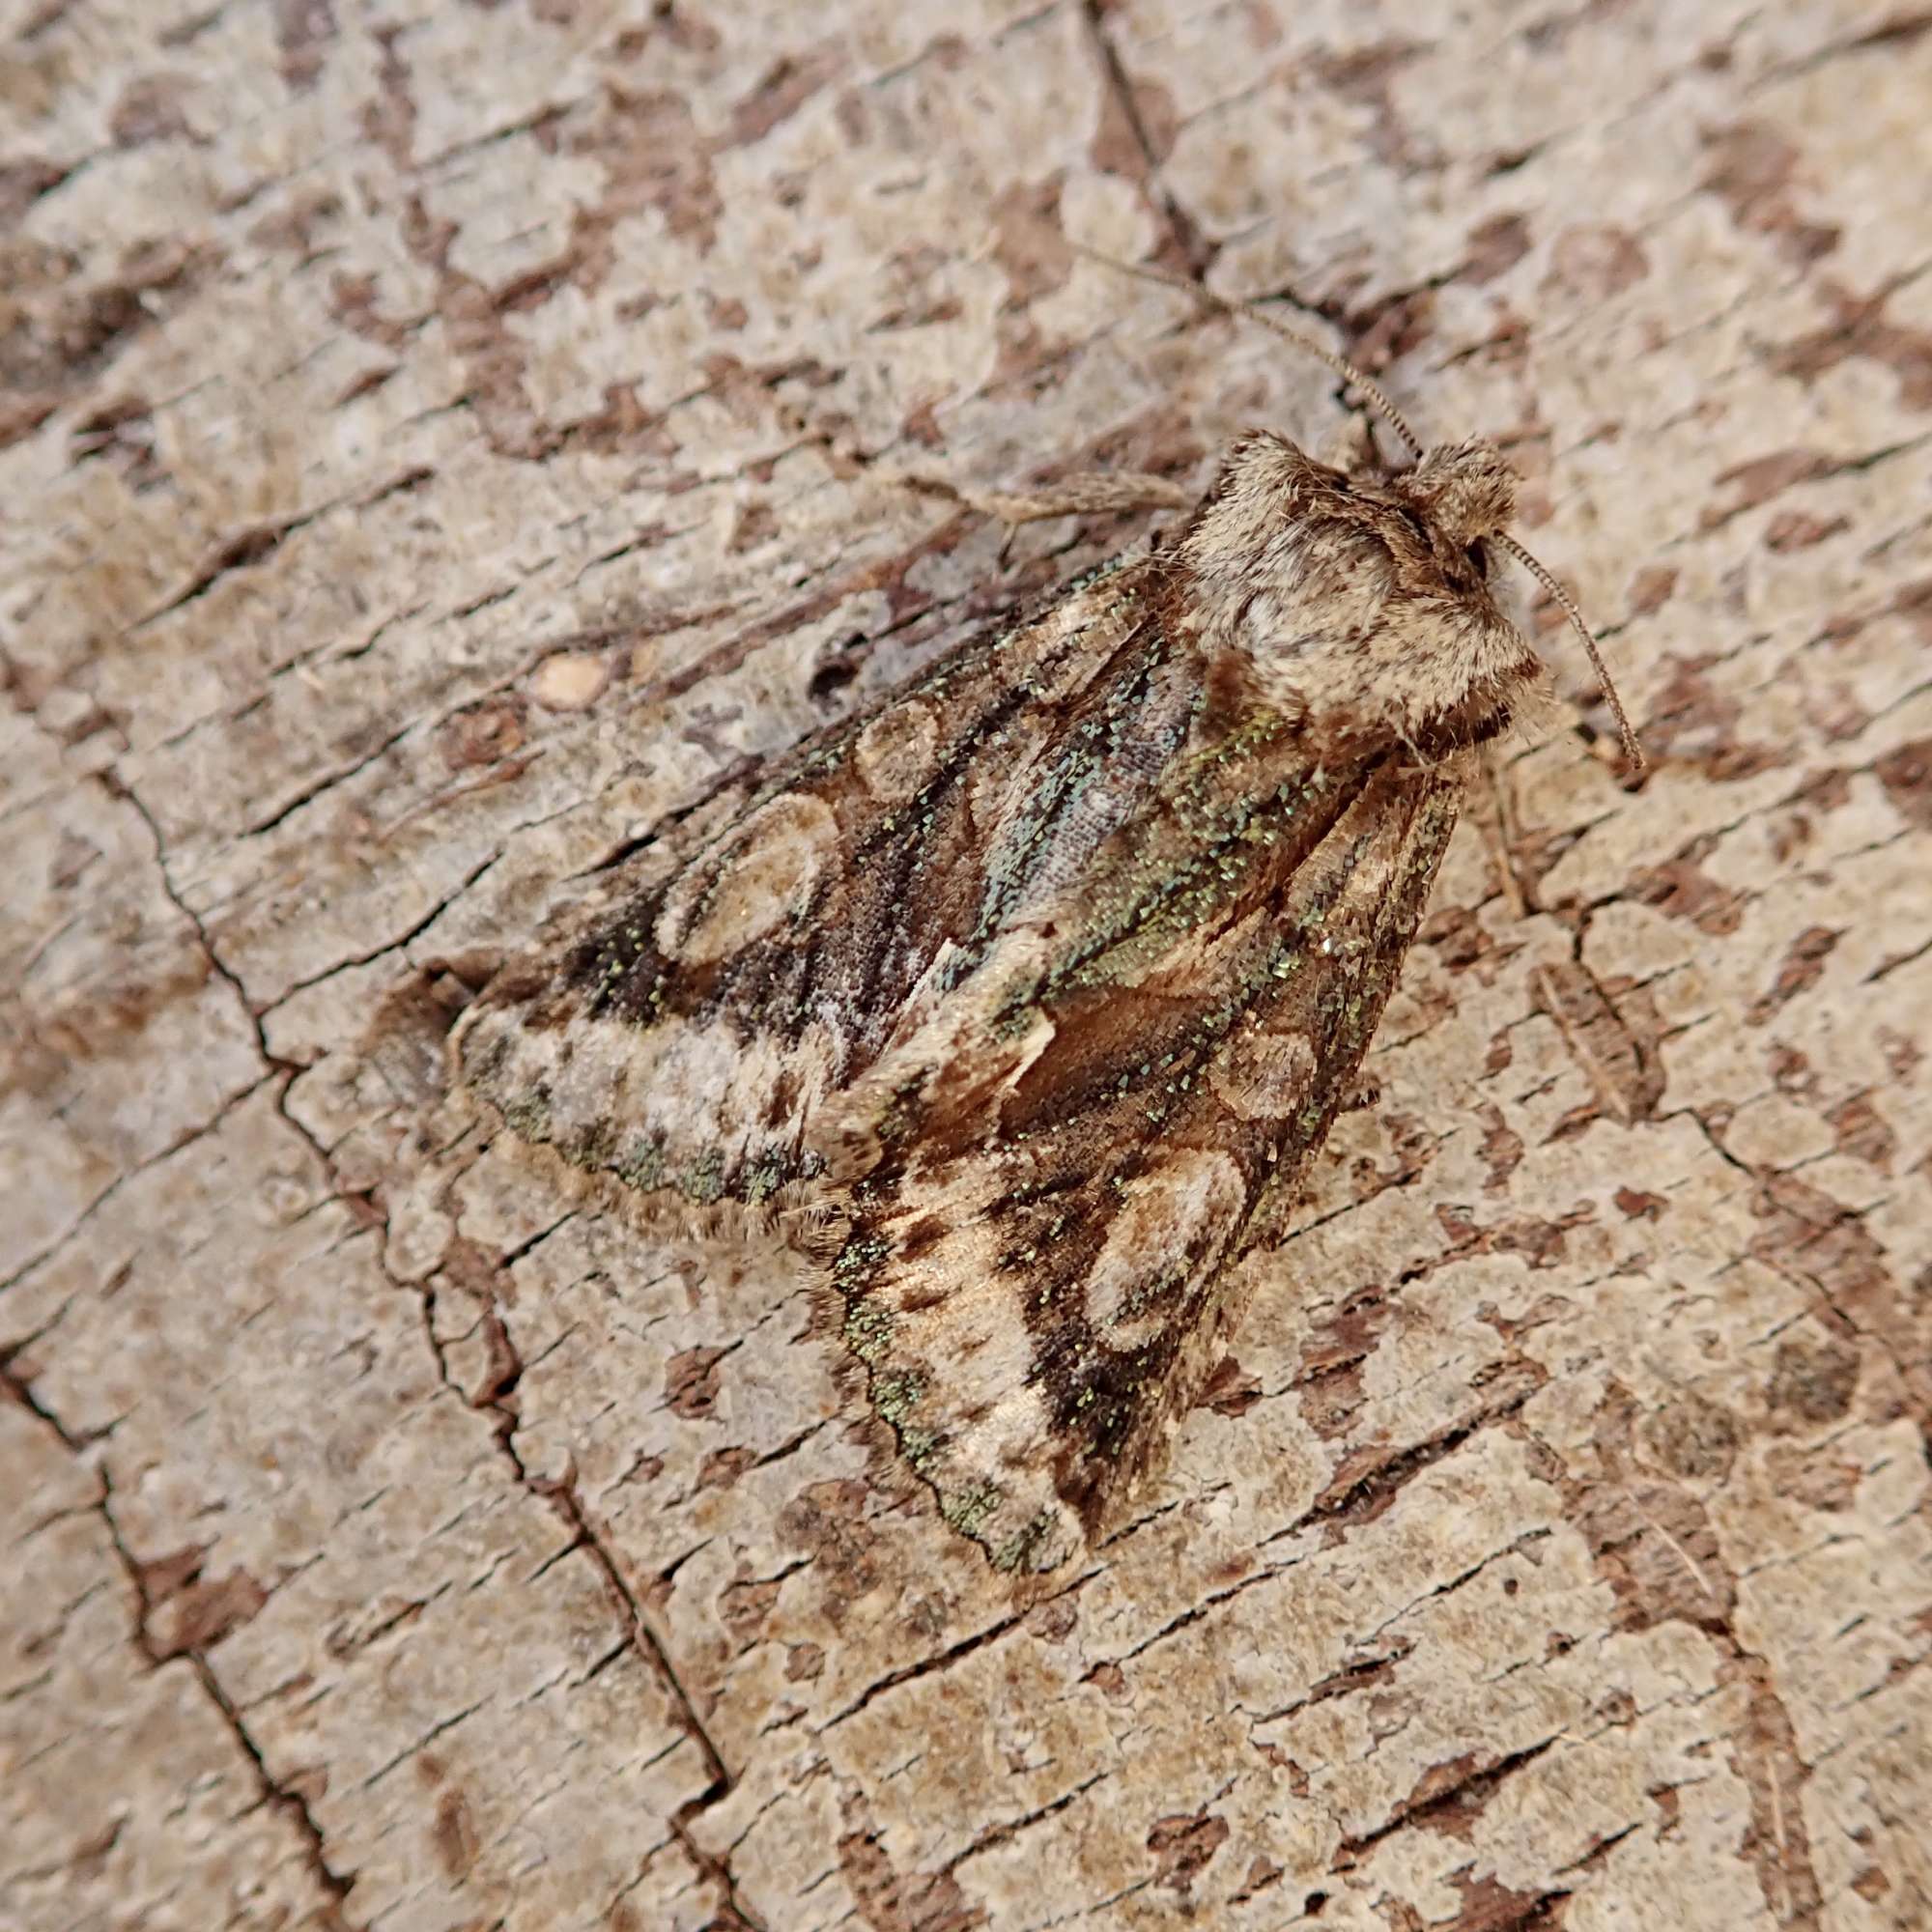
<box><xmin>679</xmin><ymin>1147</ymin><xmax>726</xmax><ymax>1205</ymax></box>
<box><xmin>833</xmin><ymin>1232</ymin><xmax>892</xmax><ymax>1291</ymax></box>
<box><xmin>939</xmin><ymin>1482</ymin><xmax>1003</xmax><ymax>1537</ymax></box>
<box><xmin>501</xmin><ymin>1094</ymin><xmax>553</xmax><ymax>1143</ymax></box>
<box><xmin>991</xmin><ymin>1509</ymin><xmax>1060</xmax><ymax>1573</ymax></box>
<box><xmin>844</xmin><ymin>1298</ymin><xmax>895</xmax><ymax>1365</ymax></box>
<box><xmin>740</xmin><ymin>1146</ymin><xmax>790</xmax><ymax>1204</ymax></box>
<box><xmin>612</xmin><ymin>1138</ymin><xmax>664</xmax><ymax>1190</ymax></box>
<box><xmin>873</xmin><ymin>1370</ymin><xmax>924</xmax><ymax>1424</ymax></box>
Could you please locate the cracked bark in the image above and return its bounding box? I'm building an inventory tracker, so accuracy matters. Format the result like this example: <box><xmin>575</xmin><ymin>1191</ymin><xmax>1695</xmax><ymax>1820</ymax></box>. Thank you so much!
<box><xmin>5</xmin><ymin>3</ymin><xmax>1931</xmax><ymax>1930</ymax></box>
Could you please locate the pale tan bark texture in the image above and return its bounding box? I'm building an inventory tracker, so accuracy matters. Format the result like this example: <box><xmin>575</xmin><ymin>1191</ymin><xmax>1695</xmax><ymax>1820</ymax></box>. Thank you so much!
<box><xmin>5</xmin><ymin>3</ymin><xmax>1930</xmax><ymax>1928</ymax></box>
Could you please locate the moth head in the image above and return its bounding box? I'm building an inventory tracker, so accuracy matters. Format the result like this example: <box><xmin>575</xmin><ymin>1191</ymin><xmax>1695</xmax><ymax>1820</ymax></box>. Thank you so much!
<box><xmin>1397</xmin><ymin>437</ymin><xmax>1517</xmax><ymax>549</ymax></box>
<box><xmin>1177</xmin><ymin>430</ymin><xmax>1544</xmax><ymax>759</ymax></box>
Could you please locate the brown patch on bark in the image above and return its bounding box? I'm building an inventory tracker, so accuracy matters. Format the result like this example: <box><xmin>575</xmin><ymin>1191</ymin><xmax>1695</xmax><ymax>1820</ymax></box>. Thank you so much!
<box><xmin>1774</xmin><ymin>279</ymin><xmax>1932</xmax><ymax>412</ymax></box>
<box><xmin>1627</xmin><ymin>850</ymin><xmax>1746</xmax><ymax>933</ymax></box>
<box><xmin>1345</xmin><ymin>286</ymin><xmax>1438</xmax><ymax>373</ymax></box>
<box><xmin>8</xmin><ymin>967</ymin><xmax>213</xmax><ymax>1126</ymax></box>
<box><xmin>777</xmin><ymin>1480</ymin><xmax>884</xmax><ymax>1629</ymax></box>
<box><xmin>1311</xmin><ymin>1361</ymin><xmax>1547</xmax><ymax>1536</ymax></box>
<box><xmin>1764</xmin><ymin>509</ymin><xmax>1849</xmax><ymax>551</ymax></box>
<box><xmin>1875</xmin><ymin>737</ymin><xmax>1932</xmax><ymax>831</ymax></box>
<box><xmin>1614</xmin><ymin>1186</ymin><xmax>1668</xmax><ymax>1220</ymax></box>
<box><xmin>564</xmin><ymin>382</ymin><xmax>679</xmax><ymax>458</ymax></box>
<box><xmin>1434</xmin><ymin>1202</ymin><xmax>1592</xmax><ymax>1270</ymax></box>
<box><xmin>440</xmin><ymin>697</ymin><xmax>527</xmax><ymax>770</ymax></box>
<box><xmin>1294</xmin><ymin>1290</ymin><xmax>1395</xmax><ymax>1439</ymax></box>
<box><xmin>1091</xmin><ymin>63</ymin><xmax>1179</xmax><ymax>178</ymax></box>
<box><xmin>275</xmin><ymin>0</ymin><xmax>336</xmax><ymax>95</ymax></box>
<box><xmin>1750</xmin><ymin>1173</ymin><xmax>1928</xmax><ymax>1435</ymax></box>
<box><xmin>1762</xmin><ymin>1441</ymin><xmax>1862</xmax><ymax>1513</ymax></box>
<box><xmin>1699</xmin><ymin>120</ymin><xmax>1839</xmax><ymax>265</ymax></box>
<box><xmin>1640</xmin><ymin>654</ymin><xmax>1783</xmax><ymax>782</ymax></box>
<box><xmin>362</xmin><ymin>968</ymin><xmax>479</xmax><ymax>1108</ymax></box>
<box><xmin>328</xmin><ymin>270</ymin><xmax>413</xmax><ymax>351</ymax></box>
<box><xmin>1418</xmin><ymin>902</ymin><xmax>1508</xmax><ymax>972</ymax></box>
<box><xmin>143</xmin><ymin>1552</ymin><xmax>270</xmax><ymax>1658</ymax></box>
<box><xmin>1722</xmin><ymin>1652</ymin><xmax>1826</xmax><ymax>1931</ymax></box>
<box><xmin>718</xmin><ymin>1573</ymin><xmax>782</xmax><ymax>1645</ymax></box>
<box><xmin>1746</xmin><ymin>925</ymin><xmax>1839</xmax><ymax>1025</ymax></box>
<box><xmin>1571</xmin><ymin>1386</ymin><xmax>1735</xmax><ymax>1630</ymax></box>
<box><xmin>1295</xmin><ymin>1358</ymin><xmax>1368</xmax><ymax>1441</ymax></box>
<box><xmin>1336</xmin><ymin>1737</ymin><xmax>1558</xmax><ymax>1871</ymax></box>
<box><xmin>1347</xmin><ymin>1108</ymin><xmax>1435</xmax><ymax>1202</ymax></box>
<box><xmin>1531</xmin><ymin>961</ymin><xmax>1666</xmax><ymax>1126</ymax></box>
<box><xmin>432</xmin><ymin>1785</ymin><xmax>478</xmax><ymax>1878</ymax></box>
<box><xmin>1642</xmin><ymin>1395</ymin><xmax>1740</xmax><ymax>1482</ymax></box>
<box><xmin>729</xmin><ymin>501</ymin><xmax>779</xmax><ymax>554</ymax></box>
<box><xmin>1148</xmin><ymin>1808</ymin><xmax>1230</xmax><ymax>1894</ymax></box>
<box><xmin>569</xmin><ymin>85</ymin><xmax>724</xmax><ymax>274</ymax></box>
<box><xmin>1626</xmin><ymin>563</ymin><xmax>1677</xmax><ymax>618</ymax></box>
<box><xmin>698</xmin><ymin>1446</ymin><xmax>757</xmax><ymax>1490</ymax></box>
<box><xmin>990</xmin><ymin>175</ymin><xmax>1072</xmax><ymax>309</ymax></box>
<box><xmin>1705</xmin><ymin>448</ymin><xmax>1829</xmax><ymax>526</ymax></box>
<box><xmin>1523</xmin><ymin>0</ymin><xmax>1637</xmax><ymax>51</ymax></box>
<box><xmin>664</xmin><ymin>1346</ymin><xmax>727</xmax><ymax>1419</ymax></box>
<box><xmin>838</xmin><ymin>1788</ymin><xmax>986</xmax><ymax>1932</ymax></box>
<box><xmin>109</xmin><ymin>72</ymin><xmax>194</xmax><ymax>148</ymax></box>
<box><xmin>1196</xmin><ymin>1353</ymin><xmax>1263</xmax><ymax>1417</ymax></box>
<box><xmin>1309</xmin><ymin>39</ymin><xmax>1427</xmax><ymax>168</ymax></box>
<box><xmin>0</xmin><ymin>156</ymin><xmax>69</xmax><ymax>229</ymax></box>
<box><xmin>1547</xmin><ymin>222</ymin><xmax>1650</xmax><ymax>300</ymax></box>
<box><xmin>1231</xmin><ymin>1853</ymin><xmax>1285</xmax><ymax>1905</ymax></box>
<box><xmin>1440</xmin><ymin>1870</ymin><xmax>1571</xmax><ymax>1930</ymax></box>
<box><xmin>1646</xmin><ymin>649</ymin><xmax>1777</xmax><ymax>784</ymax></box>
<box><xmin>728</xmin><ymin>47</ymin><xmax>843</xmax><ymax>148</ymax></box>
<box><xmin>1476</xmin><ymin>1104</ymin><xmax>1525</xmax><ymax>1190</ymax></box>
<box><xmin>1876</xmin><ymin>1024</ymin><xmax>1923</xmax><ymax>1085</ymax></box>
<box><xmin>1768</xmin><ymin>1334</ymin><xmax>1861</xmax><ymax>1426</ymax></box>
<box><xmin>0</xmin><ymin>238</ymin><xmax>212</xmax><ymax>448</ymax></box>
<box><xmin>1463</xmin><ymin>212</ymin><xmax>1531</xmax><ymax>284</ymax></box>
<box><xmin>1829</xmin><ymin>1094</ymin><xmax>1897</xmax><ymax>1174</ymax></box>
<box><xmin>355</xmin><ymin>20</ymin><xmax>415</xmax><ymax>168</ymax></box>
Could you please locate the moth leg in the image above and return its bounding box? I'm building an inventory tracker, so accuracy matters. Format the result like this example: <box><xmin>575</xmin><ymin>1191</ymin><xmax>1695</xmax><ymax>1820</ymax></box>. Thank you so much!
<box><xmin>1342</xmin><ymin>1075</ymin><xmax>1382</xmax><ymax>1114</ymax></box>
<box><xmin>1476</xmin><ymin>683</ymin><xmax>1642</xmax><ymax>914</ymax></box>
<box><xmin>952</xmin><ymin>473</ymin><xmax>1193</xmax><ymax>527</ymax></box>
<box><xmin>915</xmin><ymin>470</ymin><xmax>1192</xmax><ymax>561</ymax></box>
<box><xmin>1475</xmin><ymin>744</ymin><xmax>1532</xmax><ymax>920</ymax></box>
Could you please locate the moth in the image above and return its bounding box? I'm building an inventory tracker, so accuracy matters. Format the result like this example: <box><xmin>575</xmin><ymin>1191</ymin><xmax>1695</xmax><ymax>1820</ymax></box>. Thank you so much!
<box><xmin>454</xmin><ymin>265</ymin><xmax>1639</xmax><ymax>1574</ymax></box>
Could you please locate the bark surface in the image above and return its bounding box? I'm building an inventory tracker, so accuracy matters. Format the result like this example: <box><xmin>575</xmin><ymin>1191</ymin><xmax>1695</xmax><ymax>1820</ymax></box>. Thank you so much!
<box><xmin>5</xmin><ymin>3</ymin><xmax>1929</xmax><ymax>1928</ymax></box>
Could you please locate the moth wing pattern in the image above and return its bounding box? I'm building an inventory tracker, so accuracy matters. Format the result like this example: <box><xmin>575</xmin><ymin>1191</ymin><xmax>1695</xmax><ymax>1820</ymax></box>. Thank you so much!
<box><xmin>457</xmin><ymin>427</ymin><xmax>1546</xmax><ymax>1571</ymax></box>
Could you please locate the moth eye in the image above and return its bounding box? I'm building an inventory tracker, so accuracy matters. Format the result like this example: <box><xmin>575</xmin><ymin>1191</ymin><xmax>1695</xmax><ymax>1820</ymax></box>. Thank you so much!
<box><xmin>1465</xmin><ymin>538</ymin><xmax>1491</xmax><ymax>575</ymax></box>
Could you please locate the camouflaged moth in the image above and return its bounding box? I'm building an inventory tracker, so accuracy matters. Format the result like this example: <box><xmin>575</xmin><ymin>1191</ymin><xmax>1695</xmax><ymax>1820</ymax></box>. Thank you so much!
<box><xmin>454</xmin><ymin>265</ymin><xmax>1639</xmax><ymax>1574</ymax></box>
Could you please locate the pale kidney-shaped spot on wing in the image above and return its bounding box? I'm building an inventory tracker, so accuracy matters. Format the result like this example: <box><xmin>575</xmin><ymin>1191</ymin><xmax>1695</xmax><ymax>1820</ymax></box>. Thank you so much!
<box><xmin>854</xmin><ymin>700</ymin><xmax>939</xmax><ymax>803</ymax></box>
<box><xmin>1085</xmin><ymin>1149</ymin><xmax>1245</xmax><ymax>1350</ymax></box>
<box><xmin>1209</xmin><ymin>1024</ymin><xmax>1317</xmax><ymax>1121</ymax></box>
<box><xmin>657</xmin><ymin>794</ymin><xmax>839</xmax><ymax>965</ymax></box>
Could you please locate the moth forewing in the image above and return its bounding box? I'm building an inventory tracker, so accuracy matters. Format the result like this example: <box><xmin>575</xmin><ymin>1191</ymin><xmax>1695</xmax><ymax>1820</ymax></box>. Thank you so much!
<box><xmin>455</xmin><ymin>552</ymin><xmax>1157</xmax><ymax>1217</ymax></box>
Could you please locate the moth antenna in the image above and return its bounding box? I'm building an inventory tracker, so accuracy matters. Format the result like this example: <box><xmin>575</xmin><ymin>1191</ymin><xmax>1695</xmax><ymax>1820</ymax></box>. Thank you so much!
<box><xmin>1494</xmin><ymin>530</ymin><xmax>1644</xmax><ymax>773</ymax></box>
<box><xmin>1071</xmin><ymin>242</ymin><xmax>1426</xmax><ymax>459</ymax></box>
